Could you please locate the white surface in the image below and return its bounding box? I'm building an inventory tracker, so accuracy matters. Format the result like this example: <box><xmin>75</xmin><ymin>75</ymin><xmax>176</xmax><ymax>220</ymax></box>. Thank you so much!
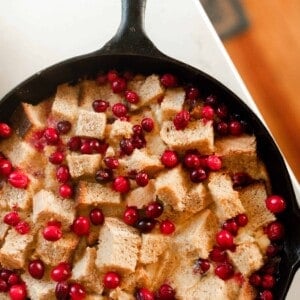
<box><xmin>0</xmin><ymin>0</ymin><xmax>299</xmax><ymax>298</ymax></box>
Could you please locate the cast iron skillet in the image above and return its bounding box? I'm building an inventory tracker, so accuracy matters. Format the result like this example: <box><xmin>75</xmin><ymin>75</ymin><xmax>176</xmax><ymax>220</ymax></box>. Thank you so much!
<box><xmin>0</xmin><ymin>0</ymin><xmax>299</xmax><ymax>298</ymax></box>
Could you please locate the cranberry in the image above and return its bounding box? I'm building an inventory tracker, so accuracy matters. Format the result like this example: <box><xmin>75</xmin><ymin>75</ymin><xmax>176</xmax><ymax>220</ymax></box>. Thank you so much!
<box><xmin>8</xmin><ymin>171</ymin><xmax>29</xmax><ymax>189</ymax></box>
<box><xmin>9</xmin><ymin>284</ymin><xmax>27</xmax><ymax>300</ymax></box>
<box><xmin>89</xmin><ymin>208</ymin><xmax>104</xmax><ymax>225</ymax></box>
<box><xmin>49</xmin><ymin>151</ymin><xmax>64</xmax><ymax>165</ymax></box>
<box><xmin>7</xmin><ymin>274</ymin><xmax>20</xmax><ymax>286</ymax></box>
<box><xmin>69</xmin><ymin>283</ymin><xmax>86</xmax><ymax>300</ymax></box>
<box><xmin>194</xmin><ymin>258</ymin><xmax>210</xmax><ymax>274</ymax></box>
<box><xmin>173</xmin><ymin>110</ymin><xmax>190</xmax><ymax>130</ymax></box>
<box><xmin>136</xmin><ymin>218</ymin><xmax>156</xmax><ymax>233</ymax></box>
<box><xmin>135</xmin><ymin>171</ymin><xmax>149</xmax><ymax>187</ymax></box>
<box><xmin>222</xmin><ymin>219</ymin><xmax>239</xmax><ymax>236</ymax></box>
<box><xmin>125</xmin><ymin>90</ymin><xmax>139</xmax><ymax>104</ymax></box>
<box><xmin>216</xmin><ymin>230</ymin><xmax>234</xmax><ymax>249</ymax></box>
<box><xmin>135</xmin><ymin>287</ymin><xmax>155</xmax><ymax>300</ymax></box>
<box><xmin>229</xmin><ymin>120</ymin><xmax>244</xmax><ymax>136</ymax></box>
<box><xmin>111</xmin><ymin>78</ymin><xmax>127</xmax><ymax>93</ymax></box>
<box><xmin>95</xmin><ymin>168</ymin><xmax>113</xmax><ymax>183</ymax></box>
<box><xmin>55</xmin><ymin>281</ymin><xmax>70</xmax><ymax>300</ymax></box>
<box><xmin>56</xmin><ymin>165</ymin><xmax>70</xmax><ymax>183</ymax></box>
<box><xmin>215</xmin><ymin>121</ymin><xmax>228</xmax><ymax>136</ymax></box>
<box><xmin>235</xmin><ymin>214</ymin><xmax>248</xmax><ymax>227</ymax></box>
<box><xmin>92</xmin><ymin>99</ymin><xmax>109</xmax><ymax>112</ymax></box>
<box><xmin>265</xmin><ymin>195</ymin><xmax>286</xmax><ymax>213</ymax></box>
<box><xmin>201</xmin><ymin>105</ymin><xmax>214</xmax><ymax>120</ymax></box>
<box><xmin>59</xmin><ymin>184</ymin><xmax>73</xmax><ymax>199</ymax></box>
<box><xmin>133</xmin><ymin>125</ymin><xmax>143</xmax><ymax>136</ymax></box>
<box><xmin>3</xmin><ymin>211</ymin><xmax>20</xmax><ymax>226</ymax></box>
<box><xmin>183</xmin><ymin>153</ymin><xmax>200</xmax><ymax>169</ymax></box>
<box><xmin>80</xmin><ymin>141</ymin><xmax>93</xmax><ymax>154</ymax></box>
<box><xmin>259</xmin><ymin>290</ymin><xmax>273</xmax><ymax>300</ymax></box>
<box><xmin>266</xmin><ymin>244</ymin><xmax>279</xmax><ymax>257</ymax></box>
<box><xmin>145</xmin><ymin>201</ymin><xmax>163</xmax><ymax>219</ymax></box>
<box><xmin>190</xmin><ymin>168</ymin><xmax>207</xmax><ymax>183</ymax></box>
<box><xmin>160</xmin><ymin>74</ymin><xmax>177</xmax><ymax>88</ymax></box>
<box><xmin>160</xmin><ymin>220</ymin><xmax>175</xmax><ymax>235</ymax></box>
<box><xmin>0</xmin><ymin>159</ymin><xmax>12</xmax><ymax>176</ymax></box>
<box><xmin>113</xmin><ymin>176</ymin><xmax>130</xmax><ymax>193</ymax></box>
<box><xmin>28</xmin><ymin>259</ymin><xmax>45</xmax><ymax>279</ymax></box>
<box><xmin>57</xmin><ymin>121</ymin><xmax>71</xmax><ymax>134</ymax></box>
<box><xmin>15</xmin><ymin>221</ymin><xmax>30</xmax><ymax>234</ymax></box>
<box><xmin>206</xmin><ymin>155</ymin><xmax>222</xmax><ymax>171</ymax></box>
<box><xmin>112</xmin><ymin>103</ymin><xmax>127</xmax><ymax>117</ymax></box>
<box><xmin>141</xmin><ymin>118</ymin><xmax>154</xmax><ymax>132</ymax></box>
<box><xmin>120</xmin><ymin>138</ymin><xmax>134</xmax><ymax>155</ymax></box>
<box><xmin>51</xmin><ymin>262</ymin><xmax>72</xmax><ymax>282</ymax></box>
<box><xmin>156</xmin><ymin>284</ymin><xmax>176</xmax><ymax>300</ymax></box>
<box><xmin>90</xmin><ymin>139</ymin><xmax>108</xmax><ymax>154</ymax></box>
<box><xmin>262</xmin><ymin>274</ymin><xmax>275</xmax><ymax>289</ymax></box>
<box><xmin>232</xmin><ymin>172</ymin><xmax>252</xmax><ymax>188</ymax></box>
<box><xmin>43</xmin><ymin>224</ymin><xmax>62</xmax><ymax>241</ymax></box>
<box><xmin>44</xmin><ymin>127</ymin><xmax>59</xmax><ymax>145</ymax></box>
<box><xmin>107</xmin><ymin>70</ymin><xmax>119</xmax><ymax>82</ymax></box>
<box><xmin>0</xmin><ymin>279</ymin><xmax>8</xmax><ymax>292</ymax></box>
<box><xmin>265</xmin><ymin>221</ymin><xmax>284</xmax><ymax>241</ymax></box>
<box><xmin>104</xmin><ymin>157</ymin><xmax>119</xmax><ymax>169</ymax></box>
<box><xmin>131</xmin><ymin>135</ymin><xmax>146</xmax><ymax>149</ymax></box>
<box><xmin>103</xmin><ymin>271</ymin><xmax>121</xmax><ymax>289</ymax></box>
<box><xmin>123</xmin><ymin>207</ymin><xmax>139</xmax><ymax>226</ymax></box>
<box><xmin>161</xmin><ymin>150</ymin><xmax>178</xmax><ymax>168</ymax></box>
<box><xmin>0</xmin><ymin>123</ymin><xmax>12</xmax><ymax>138</ymax></box>
<box><xmin>0</xmin><ymin>269</ymin><xmax>12</xmax><ymax>281</ymax></box>
<box><xmin>209</xmin><ymin>246</ymin><xmax>227</xmax><ymax>262</ymax></box>
<box><xmin>72</xmin><ymin>216</ymin><xmax>90</xmax><ymax>236</ymax></box>
<box><xmin>216</xmin><ymin>104</ymin><xmax>229</xmax><ymax>120</ymax></box>
<box><xmin>205</xmin><ymin>94</ymin><xmax>217</xmax><ymax>106</ymax></box>
<box><xmin>186</xmin><ymin>87</ymin><xmax>199</xmax><ymax>100</ymax></box>
<box><xmin>67</xmin><ymin>136</ymin><xmax>82</xmax><ymax>151</ymax></box>
<box><xmin>249</xmin><ymin>273</ymin><xmax>262</xmax><ymax>287</ymax></box>
<box><xmin>215</xmin><ymin>263</ymin><xmax>234</xmax><ymax>280</ymax></box>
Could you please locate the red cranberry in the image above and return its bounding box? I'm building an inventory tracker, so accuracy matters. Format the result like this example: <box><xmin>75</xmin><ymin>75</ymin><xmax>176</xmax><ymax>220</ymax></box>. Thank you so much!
<box><xmin>120</xmin><ymin>138</ymin><xmax>134</xmax><ymax>155</ymax></box>
<box><xmin>201</xmin><ymin>105</ymin><xmax>214</xmax><ymax>120</ymax></box>
<box><xmin>69</xmin><ymin>283</ymin><xmax>86</xmax><ymax>300</ymax></box>
<box><xmin>135</xmin><ymin>287</ymin><xmax>155</xmax><ymax>300</ymax></box>
<box><xmin>259</xmin><ymin>290</ymin><xmax>273</xmax><ymax>300</ymax></box>
<box><xmin>59</xmin><ymin>184</ymin><xmax>73</xmax><ymax>199</ymax></box>
<box><xmin>90</xmin><ymin>139</ymin><xmax>108</xmax><ymax>154</ymax></box>
<box><xmin>57</xmin><ymin>121</ymin><xmax>71</xmax><ymax>134</ymax></box>
<box><xmin>67</xmin><ymin>136</ymin><xmax>82</xmax><ymax>151</ymax></box>
<box><xmin>161</xmin><ymin>150</ymin><xmax>178</xmax><ymax>168</ymax></box>
<box><xmin>103</xmin><ymin>271</ymin><xmax>121</xmax><ymax>289</ymax></box>
<box><xmin>206</xmin><ymin>155</ymin><xmax>222</xmax><ymax>171</ymax></box>
<box><xmin>3</xmin><ymin>211</ymin><xmax>20</xmax><ymax>226</ymax></box>
<box><xmin>135</xmin><ymin>171</ymin><xmax>149</xmax><ymax>187</ymax></box>
<box><xmin>15</xmin><ymin>221</ymin><xmax>30</xmax><ymax>234</ymax></box>
<box><xmin>96</xmin><ymin>74</ymin><xmax>107</xmax><ymax>85</ymax></box>
<box><xmin>112</xmin><ymin>103</ymin><xmax>127</xmax><ymax>117</ymax></box>
<box><xmin>160</xmin><ymin>74</ymin><xmax>177</xmax><ymax>88</ymax></box>
<box><xmin>111</xmin><ymin>78</ymin><xmax>127</xmax><ymax>93</ymax></box>
<box><xmin>89</xmin><ymin>208</ymin><xmax>105</xmax><ymax>226</ymax></box>
<box><xmin>216</xmin><ymin>104</ymin><xmax>229</xmax><ymax>119</ymax></box>
<box><xmin>9</xmin><ymin>284</ymin><xmax>27</xmax><ymax>300</ymax></box>
<box><xmin>125</xmin><ymin>90</ymin><xmax>139</xmax><ymax>104</ymax></box>
<box><xmin>123</xmin><ymin>207</ymin><xmax>139</xmax><ymax>226</ymax></box>
<box><xmin>51</xmin><ymin>262</ymin><xmax>72</xmax><ymax>282</ymax></box>
<box><xmin>95</xmin><ymin>168</ymin><xmax>113</xmax><ymax>183</ymax></box>
<box><xmin>209</xmin><ymin>246</ymin><xmax>227</xmax><ymax>262</ymax></box>
<box><xmin>132</xmin><ymin>135</ymin><xmax>146</xmax><ymax>149</ymax></box>
<box><xmin>8</xmin><ymin>171</ymin><xmax>29</xmax><ymax>189</ymax></box>
<box><xmin>183</xmin><ymin>153</ymin><xmax>200</xmax><ymax>169</ymax></box>
<box><xmin>8</xmin><ymin>274</ymin><xmax>20</xmax><ymax>286</ymax></box>
<box><xmin>0</xmin><ymin>159</ymin><xmax>12</xmax><ymax>176</ymax></box>
<box><xmin>216</xmin><ymin>121</ymin><xmax>229</xmax><ymax>136</ymax></box>
<box><xmin>190</xmin><ymin>168</ymin><xmax>207</xmax><ymax>183</ymax></box>
<box><xmin>266</xmin><ymin>244</ymin><xmax>279</xmax><ymax>257</ymax></box>
<box><xmin>0</xmin><ymin>269</ymin><xmax>12</xmax><ymax>281</ymax></box>
<box><xmin>173</xmin><ymin>110</ymin><xmax>190</xmax><ymax>130</ymax></box>
<box><xmin>136</xmin><ymin>218</ymin><xmax>156</xmax><ymax>233</ymax></box>
<box><xmin>186</xmin><ymin>87</ymin><xmax>199</xmax><ymax>100</ymax></box>
<box><xmin>232</xmin><ymin>172</ymin><xmax>252</xmax><ymax>188</ymax></box>
<box><xmin>215</xmin><ymin>263</ymin><xmax>234</xmax><ymax>280</ymax></box>
<box><xmin>265</xmin><ymin>221</ymin><xmax>284</xmax><ymax>241</ymax></box>
<box><xmin>28</xmin><ymin>259</ymin><xmax>45</xmax><ymax>279</ymax></box>
<box><xmin>43</xmin><ymin>225</ymin><xmax>62</xmax><ymax>241</ymax></box>
<box><xmin>56</xmin><ymin>165</ymin><xmax>70</xmax><ymax>183</ymax></box>
<box><xmin>160</xmin><ymin>220</ymin><xmax>175</xmax><ymax>235</ymax></box>
<box><xmin>262</xmin><ymin>274</ymin><xmax>275</xmax><ymax>289</ymax></box>
<box><xmin>44</xmin><ymin>127</ymin><xmax>59</xmax><ymax>145</ymax></box>
<box><xmin>249</xmin><ymin>273</ymin><xmax>262</xmax><ymax>287</ymax></box>
<box><xmin>222</xmin><ymin>219</ymin><xmax>239</xmax><ymax>236</ymax></box>
<box><xmin>55</xmin><ymin>281</ymin><xmax>70</xmax><ymax>300</ymax></box>
<box><xmin>194</xmin><ymin>258</ymin><xmax>210</xmax><ymax>274</ymax></box>
<box><xmin>0</xmin><ymin>279</ymin><xmax>8</xmax><ymax>292</ymax></box>
<box><xmin>216</xmin><ymin>230</ymin><xmax>234</xmax><ymax>249</ymax></box>
<box><xmin>265</xmin><ymin>195</ymin><xmax>286</xmax><ymax>213</ymax></box>
<box><xmin>107</xmin><ymin>70</ymin><xmax>119</xmax><ymax>82</ymax></box>
<box><xmin>229</xmin><ymin>120</ymin><xmax>244</xmax><ymax>136</ymax></box>
<box><xmin>205</xmin><ymin>94</ymin><xmax>217</xmax><ymax>106</ymax></box>
<box><xmin>141</xmin><ymin>118</ymin><xmax>154</xmax><ymax>132</ymax></box>
<box><xmin>92</xmin><ymin>99</ymin><xmax>109</xmax><ymax>112</ymax></box>
<box><xmin>156</xmin><ymin>284</ymin><xmax>176</xmax><ymax>300</ymax></box>
<box><xmin>49</xmin><ymin>151</ymin><xmax>64</xmax><ymax>165</ymax></box>
<box><xmin>113</xmin><ymin>176</ymin><xmax>130</xmax><ymax>193</ymax></box>
<box><xmin>80</xmin><ymin>141</ymin><xmax>93</xmax><ymax>154</ymax></box>
<box><xmin>0</xmin><ymin>123</ymin><xmax>12</xmax><ymax>138</ymax></box>
<box><xmin>104</xmin><ymin>156</ymin><xmax>119</xmax><ymax>169</ymax></box>
<box><xmin>133</xmin><ymin>124</ymin><xmax>143</xmax><ymax>136</ymax></box>
<box><xmin>235</xmin><ymin>214</ymin><xmax>248</xmax><ymax>227</ymax></box>
<box><xmin>72</xmin><ymin>216</ymin><xmax>90</xmax><ymax>236</ymax></box>
<box><xmin>145</xmin><ymin>201</ymin><xmax>163</xmax><ymax>219</ymax></box>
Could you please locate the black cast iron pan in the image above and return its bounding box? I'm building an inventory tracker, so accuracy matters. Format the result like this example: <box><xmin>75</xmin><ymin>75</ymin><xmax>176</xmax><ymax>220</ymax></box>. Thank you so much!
<box><xmin>0</xmin><ymin>1</ymin><xmax>299</xmax><ymax>299</ymax></box>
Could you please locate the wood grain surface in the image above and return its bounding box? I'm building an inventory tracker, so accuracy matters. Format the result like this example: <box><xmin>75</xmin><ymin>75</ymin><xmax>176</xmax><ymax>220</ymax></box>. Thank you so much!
<box><xmin>223</xmin><ymin>0</ymin><xmax>300</xmax><ymax>181</ymax></box>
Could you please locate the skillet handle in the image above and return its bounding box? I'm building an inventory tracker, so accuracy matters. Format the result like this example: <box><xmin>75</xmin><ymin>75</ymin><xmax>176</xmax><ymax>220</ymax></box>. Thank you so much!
<box><xmin>97</xmin><ymin>0</ymin><xmax>164</xmax><ymax>57</ymax></box>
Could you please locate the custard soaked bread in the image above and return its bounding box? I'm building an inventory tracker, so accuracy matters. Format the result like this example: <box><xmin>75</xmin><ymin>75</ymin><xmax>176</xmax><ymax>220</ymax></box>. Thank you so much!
<box><xmin>0</xmin><ymin>71</ymin><xmax>286</xmax><ymax>299</ymax></box>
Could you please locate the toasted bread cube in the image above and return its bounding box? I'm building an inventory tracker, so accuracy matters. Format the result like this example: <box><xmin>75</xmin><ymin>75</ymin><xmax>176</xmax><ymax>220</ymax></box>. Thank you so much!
<box><xmin>0</xmin><ymin>213</ymin><xmax>9</xmax><ymax>242</ymax></box>
<box><xmin>174</xmin><ymin>209</ymin><xmax>218</xmax><ymax>258</ymax></box>
<box><xmin>76</xmin><ymin>181</ymin><xmax>121</xmax><ymax>206</ymax></box>
<box><xmin>21</xmin><ymin>272</ymin><xmax>56</xmax><ymax>300</ymax></box>
<box><xmin>72</xmin><ymin>247</ymin><xmax>103</xmax><ymax>294</ymax></box>
<box><xmin>75</xmin><ymin>109</ymin><xmax>106</xmax><ymax>139</ymax></box>
<box><xmin>109</xmin><ymin>119</ymin><xmax>133</xmax><ymax>142</ymax></box>
<box><xmin>160</xmin><ymin>88</ymin><xmax>185</xmax><ymax>120</ymax></box>
<box><xmin>155</xmin><ymin>166</ymin><xmax>188</xmax><ymax>211</ymax></box>
<box><xmin>208</xmin><ymin>172</ymin><xmax>245</xmax><ymax>222</ymax></box>
<box><xmin>139</xmin><ymin>233</ymin><xmax>169</xmax><ymax>264</ymax></box>
<box><xmin>239</xmin><ymin>183</ymin><xmax>275</xmax><ymax>231</ymax></box>
<box><xmin>32</xmin><ymin>189</ymin><xmax>75</xmax><ymax>228</ymax></box>
<box><xmin>36</xmin><ymin>231</ymin><xmax>79</xmax><ymax>266</ymax></box>
<box><xmin>0</xmin><ymin>229</ymin><xmax>34</xmax><ymax>269</ymax></box>
<box><xmin>228</xmin><ymin>242</ymin><xmax>263</xmax><ymax>276</ymax></box>
<box><xmin>254</xmin><ymin>228</ymin><xmax>271</xmax><ymax>252</ymax></box>
<box><xmin>52</xmin><ymin>84</ymin><xmax>79</xmax><ymax>122</ymax></box>
<box><xmin>110</xmin><ymin>288</ymin><xmax>135</xmax><ymax>300</ymax></box>
<box><xmin>43</xmin><ymin>162</ymin><xmax>59</xmax><ymax>191</ymax></box>
<box><xmin>85</xmin><ymin>296</ymin><xmax>107</xmax><ymax>300</ymax></box>
<box><xmin>119</xmin><ymin>149</ymin><xmax>163</xmax><ymax>175</ymax></box>
<box><xmin>96</xmin><ymin>218</ymin><xmax>141</xmax><ymax>274</ymax></box>
<box><xmin>160</xmin><ymin>120</ymin><xmax>214</xmax><ymax>153</ymax></box>
<box><xmin>67</xmin><ymin>154</ymin><xmax>101</xmax><ymax>179</ymax></box>
<box><xmin>145</xmin><ymin>131</ymin><xmax>167</xmax><ymax>156</ymax></box>
<box><xmin>238</xmin><ymin>281</ymin><xmax>257</xmax><ymax>300</ymax></box>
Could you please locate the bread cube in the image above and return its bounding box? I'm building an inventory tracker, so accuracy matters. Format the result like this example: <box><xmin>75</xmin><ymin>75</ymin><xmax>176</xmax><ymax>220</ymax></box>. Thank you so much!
<box><xmin>109</xmin><ymin>119</ymin><xmax>133</xmax><ymax>142</ymax></box>
<box><xmin>0</xmin><ymin>212</ymin><xmax>9</xmax><ymax>242</ymax></box>
<box><xmin>160</xmin><ymin>87</ymin><xmax>185</xmax><ymax>120</ymax></box>
<box><xmin>160</xmin><ymin>120</ymin><xmax>214</xmax><ymax>153</ymax></box>
<box><xmin>67</xmin><ymin>153</ymin><xmax>101</xmax><ymax>179</ymax></box>
<box><xmin>110</xmin><ymin>288</ymin><xmax>134</xmax><ymax>300</ymax></box>
<box><xmin>95</xmin><ymin>218</ymin><xmax>141</xmax><ymax>274</ymax></box>
<box><xmin>238</xmin><ymin>281</ymin><xmax>257</xmax><ymax>300</ymax></box>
